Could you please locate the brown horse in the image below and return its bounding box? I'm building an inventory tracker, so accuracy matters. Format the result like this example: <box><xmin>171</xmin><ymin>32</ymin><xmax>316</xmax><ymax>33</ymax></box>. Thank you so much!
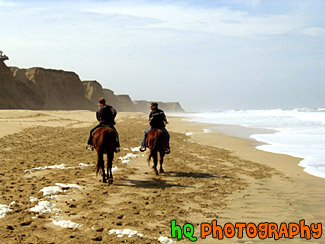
<box><xmin>146</xmin><ymin>128</ymin><xmax>168</xmax><ymax>175</ymax></box>
<box><xmin>92</xmin><ymin>126</ymin><xmax>117</xmax><ymax>184</ymax></box>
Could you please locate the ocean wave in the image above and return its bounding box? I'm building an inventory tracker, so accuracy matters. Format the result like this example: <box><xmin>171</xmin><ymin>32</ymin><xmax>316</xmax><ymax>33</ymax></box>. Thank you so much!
<box><xmin>176</xmin><ymin>108</ymin><xmax>325</xmax><ymax>179</ymax></box>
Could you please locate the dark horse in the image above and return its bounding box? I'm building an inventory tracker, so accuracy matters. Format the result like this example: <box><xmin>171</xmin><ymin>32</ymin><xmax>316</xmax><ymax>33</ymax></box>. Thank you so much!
<box><xmin>146</xmin><ymin>128</ymin><xmax>168</xmax><ymax>175</ymax></box>
<box><xmin>92</xmin><ymin>126</ymin><xmax>117</xmax><ymax>184</ymax></box>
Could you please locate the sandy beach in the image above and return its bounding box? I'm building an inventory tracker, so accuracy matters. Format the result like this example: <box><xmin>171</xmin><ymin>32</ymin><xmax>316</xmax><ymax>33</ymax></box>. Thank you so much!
<box><xmin>0</xmin><ymin>110</ymin><xmax>324</xmax><ymax>243</ymax></box>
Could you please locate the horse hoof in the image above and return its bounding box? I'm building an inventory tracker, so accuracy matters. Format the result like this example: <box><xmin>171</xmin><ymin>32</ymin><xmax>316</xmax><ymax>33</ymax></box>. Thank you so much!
<box><xmin>159</xmin><ymin>169</ymin><xmax>165</xmax><ymax>173</ymax></box>
<box><xmin>103</xmin><ymin>179</ymin><xmax>107</xmax><ymax>183</ymax></box>
<box><xmin>108</xmin><ymin>179</ymin><xmax>113</xmax><ymax>185</ymax></box>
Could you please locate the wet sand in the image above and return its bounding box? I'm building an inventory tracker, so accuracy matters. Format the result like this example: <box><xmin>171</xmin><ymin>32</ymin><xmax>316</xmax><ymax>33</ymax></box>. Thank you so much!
<box><xmin>168</xmin><ymin>116</ymin><xmax>325</xmax><ymax>243</ymax></box>
<box><xmin>0</xmin><ymin>110</ymin><xmax>324</xmax><ymax>243</ymax></box>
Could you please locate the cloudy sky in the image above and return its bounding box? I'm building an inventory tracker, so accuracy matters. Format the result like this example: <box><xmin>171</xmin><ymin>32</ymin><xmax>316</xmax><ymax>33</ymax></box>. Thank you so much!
<box><xmin>1</xmin><ymin>0</ymin><xmax>324</xmax><ymax>111</ymax></box>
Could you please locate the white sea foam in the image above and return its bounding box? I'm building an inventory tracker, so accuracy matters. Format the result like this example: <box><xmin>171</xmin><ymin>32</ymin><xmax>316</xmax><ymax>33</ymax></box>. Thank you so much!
<box><xmin>178</xmin><ymin>108</ymin><xmax>325</xmax><ymax>179</ymax></box>
<box><xmin>203</xmin><ymin>129</ymin><xmax>213</xmax><ymax>133</ymax></box>
<box><xmin>112</xmin><ymin>166</ymin><xmax>119</xmax><ymax>172</ymax></box>
<box><xmin>40</xmin><ymin>183</ymin><xmax>82</xmax><ymax>196</ymax></box>
<box><xmin>185</xmin><ymin>132</ymin><xmax>195</xmax><ymax>136</ymax></box>
<box><xmin>108</xmin><ymin>229</ymin><xmax>174</xmax><ymax>242</ymax></box>
<box><xmin>131</xmin><ymin>147</ymin><xmax>140</xmax><ymax>152</ymax></box>
<box><xmin>30</xmin><ymin>201</ymin><xmax>54</xmax><ymax>214</ymax></box>
<box><xmin>25</xmin><ymin>164</ymin><xmax>73</xmax><ymax>174</ymax></box>
<box><xmin>33</xmin><ymin>164</ymin><xmax>69</xmax><ymax>171</ymax></box>
<box><xmin>158</xmin><ymin>236</ymin><xmax>175</xmax><ymax>244</ymax></box>
<box><xmin>119</xmin><ymin>153</ymin><xmax>138</xmax><ymax>163</ymax></box>
<box><xmin>30</xmin><ymin>196</ymin><xmax>39</xmax><ymax>202</ymax></box>
<box><xmin>52</xmin><ymin>219</ymin><xmax>82</xmax><ymax>228</ymax></box>
<box><xmin>108</xmin><ymin>229</ymin><xmax>144</xmax><ymax>238</ymax></box>
<box><xmin>79</xmin><ymin>163</ymin><xmax>91</xmax><ymax>167</ymax></box>
<box><xmin>0</xmin><ymin>204</ymin><xmax>12</xmax><ymax>218</ymax></box>
<box><xmin>40</xmin><ymin>186</ymin><xmax>62</xmax><ymax>196</ymax></box>
<box><xmin>55</xmin><ymin>183</ymin><xmax>81</xmax><ymax>189</ymax></box>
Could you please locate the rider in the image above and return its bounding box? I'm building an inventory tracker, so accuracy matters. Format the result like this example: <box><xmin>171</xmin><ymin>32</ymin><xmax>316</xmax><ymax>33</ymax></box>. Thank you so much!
<box><xmin>86</xmin><ymin>97</ymin><xmax>120</xmax><ymax>152</ymax></box>
<box><xmin>140</xmin><ymin>102</ymin><xmax>170</xmax><ymax>154</ymax></box>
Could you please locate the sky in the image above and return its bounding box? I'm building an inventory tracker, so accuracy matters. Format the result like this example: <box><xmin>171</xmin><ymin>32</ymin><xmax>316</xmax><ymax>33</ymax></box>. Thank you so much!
<box><xmin>0</xmin><ymin>0</ymin><xmax>324</xmax><ymax>112</ymax></box>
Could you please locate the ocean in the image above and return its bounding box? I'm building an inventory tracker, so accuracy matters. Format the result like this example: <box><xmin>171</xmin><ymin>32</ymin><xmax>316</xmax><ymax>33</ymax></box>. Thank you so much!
<box><xmin>174</xmin><ymin>108</ymin><xmax>325</xmax><ymax>179</ymax></box>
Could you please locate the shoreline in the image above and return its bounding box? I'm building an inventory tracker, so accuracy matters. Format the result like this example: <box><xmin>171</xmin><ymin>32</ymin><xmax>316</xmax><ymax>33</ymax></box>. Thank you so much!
<box><xmin>169</xmin><ymin>111</ymin><xmax>325</xmax><ymax>181</ymax></box>
<box><xmin>168</xmin><ymin>115</ymin><xmax>322</xmax><ymax>180</ymax></box>
<box><xmin>0</xmin><ymin>110</ymin><xmax>324</xmax><ymax>243</ymax></box>
<box><xmin>168</xmin><ymin>115</ymin><xmax>325</xmax><ymax>234</ymax></box>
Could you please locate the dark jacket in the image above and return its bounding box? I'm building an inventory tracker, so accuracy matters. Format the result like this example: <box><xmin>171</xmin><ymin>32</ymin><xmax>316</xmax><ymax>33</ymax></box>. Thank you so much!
<box><xmin>96</xmin><ymin>105</ymin><xmax>117</xmax><ymax>125</ymax></box>
<box><xmin>149</xmin><ymin>108</ymin><xmax>167</xmax><ymax>128</ymax></box>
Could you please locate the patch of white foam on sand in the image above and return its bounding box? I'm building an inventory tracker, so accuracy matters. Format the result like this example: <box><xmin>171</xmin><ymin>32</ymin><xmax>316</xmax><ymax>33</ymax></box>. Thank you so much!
<box><xmin>0</xmin><ymin>204</ymin><xmax>12</xmax><ymax>218</ymax></box>
<box><xmin>40</xmin><ymin>186</ymin><xmax>63</xmax><ymax>196</ymax></box>
<box><xmin>30</xmin><ymin>201</ymin><xmax>54</xmax><ymax>214</ymax></box>
<box><xmin>108</xmin><ymin>229</ymin><xmax>144</xmax><ymax>238</ymax></box>
<box><xmin>118</xmin><ymin>153</ymin><xmax>138</xmax><ymax>163</ymax></box>
<box><xmin>52</xmin><ymin>219</ymin><xmax>82</xmax><ymax>228</ymax></box>
<box><xmin>158</xmin><ymin>236</ymin><xmax>175</xmax><ymax>243</ymax></box>
<box><xmin>40</xmin><ymin>183</ymin><xmax>82</xmax><ymax>196</ymax></box>
<box><xmin>108</xmin><ymin>229</ymin><xmax>175</xmax><ymax>243</ymax></box>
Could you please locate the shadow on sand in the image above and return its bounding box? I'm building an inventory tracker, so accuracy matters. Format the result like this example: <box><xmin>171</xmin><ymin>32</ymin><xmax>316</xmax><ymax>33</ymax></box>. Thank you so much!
<box><xmin>115</xmin><ymin>177</ymin><xmax>190</xmax><ymax>189</ymax></box>
<box><xmin>167</xmin><ymin>171</ymin><xmax>217</xmax><ymax>179</ymax></box>
<box><xmin>115</xmin><ymin>170</ymin><xmax>226</xmax><ymax>189</ymax></box>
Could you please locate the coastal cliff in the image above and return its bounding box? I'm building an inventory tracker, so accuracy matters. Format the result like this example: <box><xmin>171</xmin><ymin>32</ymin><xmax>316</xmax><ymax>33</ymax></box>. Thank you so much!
<box><xmin>1</xmin><ymin>60</ymin><xmax>185</xmax><ymax>112</ymax></box>
<box><xmin>133</xmin><ymin>100</ymin><xmax>184</xmax><ymax>113</ymax></box>
<box><xmin>0</xmin><ymin>62</ymin><xmax>42</xmax><ymax>109</ymax></box>
<box><xmin>22</xmin><ymin>68</ymin><xmax>94</xmax><ymax>110</ymax></box>
<box><xmin>116</xmin><ymin>95</ymin><xmax>138</xmax><ymax>112</ymax></box>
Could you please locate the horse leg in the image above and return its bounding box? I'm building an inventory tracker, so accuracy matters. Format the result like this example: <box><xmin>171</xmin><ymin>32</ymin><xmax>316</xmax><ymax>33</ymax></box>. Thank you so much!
<box><xmin>159</xmin><ymin>151</ymin><xmax>165</xmax><ymax>173</ymax></box>
<box><xmin>107</xmin><ymin>152</ymin><xmax>114</xmax><ymax>184</ymax></box>
<box><xmin>98</xmin><ymin>152</ymin><xmax>106</xmax><ymax>183</ymax></box>
<box><xmin>152</xmin><ymin>152</ymin><xmax>158</xmax><ymax>175</ymax></box>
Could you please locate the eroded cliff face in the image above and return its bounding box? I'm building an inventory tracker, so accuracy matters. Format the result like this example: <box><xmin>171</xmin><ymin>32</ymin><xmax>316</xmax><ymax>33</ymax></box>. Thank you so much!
<box><xmin>133</xmin><ymin>100</ymin><xmax>149</xmax><ymax>112</ymax></box>
<box><xmin>23</xmin><ymin>68</ymin><xmax>95</xmax><ymax>110</ymax></box>
<box><xmin>0</xmin><ymin>62</ymin><xmax>41</xmax><ymax>109</ymax></box>
<box><xmin>133</xmin><ymin>100</ymin><xmax>185</xmax><ymax>113</ymax></box>
<box><xmin>102</xmin><ymin>88</ymin><xmax>120</xmax><ymax>110</ymax></box>
<box><xmin>1</xmin><ymin>62</ymin><xmax>185</xmax><ymax>112</ymax></box>
<box><xmin>115</xmin><ymin>95</ymin><xmax>137</xmax><ymax>112</ymax></box>
<box><xmin>158</xmin><ymin>102</ymin><xmax>185</xmax><ymax>113</ymax></box>
<box><xmin>82</xmin><ymin>80</ymin><xmax>105</xmax><ymax>107</ymax></box>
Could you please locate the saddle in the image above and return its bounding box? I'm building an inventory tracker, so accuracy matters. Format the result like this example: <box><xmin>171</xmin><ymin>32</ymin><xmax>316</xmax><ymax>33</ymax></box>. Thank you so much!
<box><xmin>151</xmin><ymin>126</ymin><xmax>164</xmax><ymax>130</ymax></box>
<box><xmin>92</xmin><ymin>124</ymin><xmax>116</xmax><ymax>136</ymax></box>
<box><xmin>151</xmin><ymin>127</ymin><xmax>167</xmax><ymax>134</ymax></box>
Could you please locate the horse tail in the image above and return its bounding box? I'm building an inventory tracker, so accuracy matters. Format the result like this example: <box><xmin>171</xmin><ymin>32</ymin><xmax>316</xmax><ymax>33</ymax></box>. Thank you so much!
<box><xmin>96</xmin><ymin>146</ymin><xmax>105</xmax><ymax>176</ymax></box>
<box><xmin>95</xmin><ymin>130</ymin><xmax>110</xmax><ymax>175</ymax></box>
<box><xmin>148</xmin><ymin>130</ymin><xmax>160</xmax><ymax>165</ymax></box>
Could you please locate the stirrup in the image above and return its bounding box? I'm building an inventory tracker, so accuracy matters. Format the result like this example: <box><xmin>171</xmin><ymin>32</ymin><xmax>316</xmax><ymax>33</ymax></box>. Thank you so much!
<box><xmin>165</xmin><ymin>148</ymin><xmax>170</xmax><ymax>154</ymax></box>
<box><xmin>139</xmin><ymin>146</ymin><xmax>146</xmax><ymax>152</ymax></box>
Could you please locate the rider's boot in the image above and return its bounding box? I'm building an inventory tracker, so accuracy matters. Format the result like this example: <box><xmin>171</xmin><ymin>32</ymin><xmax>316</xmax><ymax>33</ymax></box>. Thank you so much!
<box><xmin>86</xmin><ymin>145</ymin><xmax>94</xmax><ymax>151</ymax></box>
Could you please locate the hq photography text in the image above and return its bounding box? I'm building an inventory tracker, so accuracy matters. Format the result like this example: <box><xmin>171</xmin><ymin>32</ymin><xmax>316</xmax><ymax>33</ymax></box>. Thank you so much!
<box><xmin>170</xmin><ymin>219</ymin><xmax>322</xmax><ymax>242</ymax></box>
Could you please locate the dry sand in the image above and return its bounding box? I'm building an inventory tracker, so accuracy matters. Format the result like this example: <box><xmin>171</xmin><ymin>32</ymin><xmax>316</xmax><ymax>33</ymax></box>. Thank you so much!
<box><xmin>0</xmin><ymin>110</ymin><xmax>324</xmax><ymax>243</ymax></box>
